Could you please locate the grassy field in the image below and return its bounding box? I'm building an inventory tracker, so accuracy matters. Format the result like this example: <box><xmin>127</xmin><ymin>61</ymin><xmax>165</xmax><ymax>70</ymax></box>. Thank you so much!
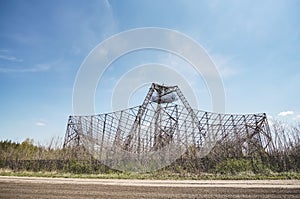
<box><xmin>1</xmin><ymin>168</ymin><xmax>300</xmax><ymax>180</ymax></box>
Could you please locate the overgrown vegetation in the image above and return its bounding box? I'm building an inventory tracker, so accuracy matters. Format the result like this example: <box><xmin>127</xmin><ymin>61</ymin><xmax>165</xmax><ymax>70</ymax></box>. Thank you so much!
<box><xmin>0</xmin><ymin>121</ymin><xmax>299</xmax><ymax>179</ymax></box>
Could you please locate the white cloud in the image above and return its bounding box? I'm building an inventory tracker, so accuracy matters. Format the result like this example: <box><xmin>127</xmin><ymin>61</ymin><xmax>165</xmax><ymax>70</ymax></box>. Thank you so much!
<box><xmin>278</xmin><ymin>111</ymin><xmax>294</xmax><ymax>116</ymax></box>
<box><xmin>0</xmin><ymin>59</ymin><xmax>63</xmax><ymax>73</ymax></box>
<box><xmin>0</xmin><ymin>55</ymin><xmax>23</xmax><ymax>62</ymax></box>
<box><xmin>35</xmin><ymin>121</ymin><xmax>46</xmax><ymax>127</ymax></box>
<box><xmin>0</xmin><ymin>64</ymin><xmax>50</xmax><ymax>73</ymax></box>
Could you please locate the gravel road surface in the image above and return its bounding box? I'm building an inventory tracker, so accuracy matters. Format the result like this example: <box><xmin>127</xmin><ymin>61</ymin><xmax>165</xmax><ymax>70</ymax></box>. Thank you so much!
<box><xmin>1</xmin><ymin>176</ymin><xmax>299</xmax><ymax>198</ymax></box>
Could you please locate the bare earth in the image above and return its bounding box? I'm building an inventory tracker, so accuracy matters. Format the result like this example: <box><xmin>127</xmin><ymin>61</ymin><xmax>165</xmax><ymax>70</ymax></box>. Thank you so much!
<box><xmin>0</xmin><ymin>176</ymin><xmax>300</xmax><ymax>198</ymax></box>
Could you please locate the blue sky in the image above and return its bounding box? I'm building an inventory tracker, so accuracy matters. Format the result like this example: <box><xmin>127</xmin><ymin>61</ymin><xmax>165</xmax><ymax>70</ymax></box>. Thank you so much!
<box><xmin>0</xmin><ymin>0</ymin><xmax>299</xmax><ymax>144</ymax></box>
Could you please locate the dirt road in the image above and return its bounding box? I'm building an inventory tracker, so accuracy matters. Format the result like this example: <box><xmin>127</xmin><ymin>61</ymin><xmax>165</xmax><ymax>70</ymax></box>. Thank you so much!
<box><xmin>1</xmin><ymin>176</ymin><xmax>299</xmax><ymax>198</ymax></box>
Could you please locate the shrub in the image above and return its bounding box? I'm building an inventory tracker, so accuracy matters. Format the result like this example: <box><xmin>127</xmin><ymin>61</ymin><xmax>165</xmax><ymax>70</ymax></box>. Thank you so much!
<box><xmin>66</xmin><ymin>159</ymin><xmax>92</xmax><ymax>174</ymax></box>
<box><xmin>215</xmin><ymin>158</ymin><xmax>252</xmax><ymax>175</ymax></box>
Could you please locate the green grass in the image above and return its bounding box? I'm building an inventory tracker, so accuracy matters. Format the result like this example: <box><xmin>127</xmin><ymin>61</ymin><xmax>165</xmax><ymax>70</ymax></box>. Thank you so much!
<box><xmin>1</xmin><ymin>169</ymin><xmax>300</xmax><ymax>180</ymax></box>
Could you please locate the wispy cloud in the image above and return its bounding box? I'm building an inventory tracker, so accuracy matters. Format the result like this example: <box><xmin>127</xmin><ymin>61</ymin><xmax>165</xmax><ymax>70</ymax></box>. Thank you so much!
<box><xmin>210</xmin><ymin>54</ymin><xmax>237</xmax><ymax>78</ymax></box>
<box><xmin>0</xmin><ymin>49</ymin><xmax>9</xmax><ymax>53</ymax></box>
<box><xmin>68</xmin><ymin>0</ymin><xmax>118</xmax><ymax>56</ymax></box>
<box><xmin>104</xmin><ymin>0</ymin><xmax>112</xmax><ymax>9</ymax></box>
<box><xmin>101</xmin><ymin>0</ymin><xmax>117</xmax><ymax>37</ymax></box>
<box><xmin>71</xmin><ymin>45</ymin><xmax>81</xmax><ymax>55</ymax></box>
<box><xmin>35</xmin><ymin>121</ymin><xmax>46</xmax><ymax>127</ymax></box>
<box><xmin>0</xmin><ymin>55</ymin><xmax>23</xmax><ymax>62</ymax></box>
<box><xmin>0</xmin><ymin>64</ymin><xmax>51</xmax><ymax>73</ymax></box>
<box><xmin>0</xmin><ymin>58</ymin><xmax>63</xmax><ymax>73</ymax></box>
<box><xmin>278</xmin><ymin>111</ymin><xmax>294</xmax><ymax>116</ymax></box>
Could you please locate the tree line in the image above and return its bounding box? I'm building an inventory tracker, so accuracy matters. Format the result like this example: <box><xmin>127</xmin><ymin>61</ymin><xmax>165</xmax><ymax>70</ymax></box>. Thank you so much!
<box><xmin>0</xmin><ymin>121</ymin><xmax>299</xmax><ymax>174</ymax></box>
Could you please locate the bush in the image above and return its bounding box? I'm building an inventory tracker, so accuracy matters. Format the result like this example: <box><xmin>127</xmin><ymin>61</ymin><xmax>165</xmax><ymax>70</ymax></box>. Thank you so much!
<box><xmin>66</xmin><ymin>159</ymin><xmax>92</xmax><ymax>174</ymax></box>
<box><xmin>251</xmin><ymin>158</ymin><xmax>271</xmax><ymax>175</ymax></box>
<box><xmin>215</xmin><ymin>158</ymin><xmax>252</xmax><ymax>175</ymax></box>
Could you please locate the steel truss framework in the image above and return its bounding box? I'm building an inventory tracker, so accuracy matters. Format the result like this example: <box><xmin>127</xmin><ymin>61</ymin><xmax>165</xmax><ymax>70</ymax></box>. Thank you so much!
<box><xmin>64</xmin><ymin>83</ymin><xmax>273</xmax><ymax>171</ymax></box>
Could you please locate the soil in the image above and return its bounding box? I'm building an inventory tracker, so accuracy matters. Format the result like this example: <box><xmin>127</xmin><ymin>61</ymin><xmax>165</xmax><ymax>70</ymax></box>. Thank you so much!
<box><xmin>1</xmin><ymin>177</ymin><xmax>299</xmax><ymax>199</ymax></box>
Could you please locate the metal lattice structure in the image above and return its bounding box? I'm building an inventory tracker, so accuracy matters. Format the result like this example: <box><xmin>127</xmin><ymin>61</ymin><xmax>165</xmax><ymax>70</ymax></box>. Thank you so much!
<box><xmin>64</xmin><ymin>83</ymin><xmax>273</xmax><ymax>172</ymax></box>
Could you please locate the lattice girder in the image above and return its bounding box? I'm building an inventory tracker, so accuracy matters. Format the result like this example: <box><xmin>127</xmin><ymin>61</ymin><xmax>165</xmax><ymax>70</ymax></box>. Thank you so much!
<box><xmin>64</xmin><ymin>83</ymin><xmax>273</xmax><ymax>172</ymax></box>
